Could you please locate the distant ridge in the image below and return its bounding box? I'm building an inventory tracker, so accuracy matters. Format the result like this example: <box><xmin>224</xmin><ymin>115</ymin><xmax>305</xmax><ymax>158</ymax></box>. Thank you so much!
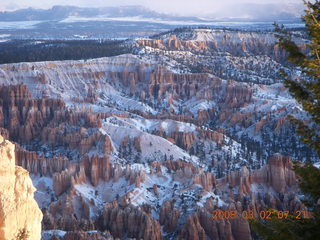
<box><xmin>0</xmin><ymin>5</ymin><xmax>202</xmax><ymax>22</ymax></box>
<box><xmin>0</xmin><ymin>4</ymin><xmax>302</xmax><ymax>22</ymax></box>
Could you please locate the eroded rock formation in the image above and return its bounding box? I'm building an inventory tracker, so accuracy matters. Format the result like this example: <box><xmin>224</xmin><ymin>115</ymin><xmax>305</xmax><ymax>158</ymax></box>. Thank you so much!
<box><xmin>222</xmin><ymin>154</ymin><xmax>297</xmax><ymax>194</ymax></box>
<box><xmin>0</xmin><ymin>135</ymin><xmax>42</xmax><ymax>240</ymax></box>
<box><xmin>252</xmin><ymin>154</ymin><xmax>297</xmax><ymax>193</ymax></box>
<box><xmin>100</xmin><ymin>202</ymin><xmax>162</xmax><ymax>240</ymax></box>
<box><xmin>15</xmin><ymin>145</ymin><xmax>69</xmax><ymax>176</ymax></box>
<box><xmin>160</xmin><ymin>201</ymin><xmax>180</xmax><ymax>232</ymax></box>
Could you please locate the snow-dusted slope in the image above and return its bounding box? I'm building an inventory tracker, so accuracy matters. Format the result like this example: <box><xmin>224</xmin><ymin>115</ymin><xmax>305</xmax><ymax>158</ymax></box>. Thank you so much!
<box><xmin>0</xmin><ymin>27</ymin><xmax>316</xmax><ymax>240</ymax></box>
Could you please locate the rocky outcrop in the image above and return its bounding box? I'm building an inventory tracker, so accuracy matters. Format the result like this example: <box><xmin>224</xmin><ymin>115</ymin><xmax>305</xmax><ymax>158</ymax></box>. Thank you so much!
<box><xmin>178</xmin><ymin>154</ymin><xmax>302</xmax><ymax>240</ymax></box>
<box><xmin>179</xmin><ymin>208</ymin><xmax>244</xmax><ymax>240</ymax></box>
<box><xmin>83</xmin><ymin>155</ymin><xmax>111</xmax><ymax>186</ymax></box>
<box><xmin>169</xmin><ymin>131</ymin><xmax>196</xmax><ymax>150</ymax></box>
<box><xmin>15</xmin><ymin>145</ymin><xmax>69</xmax><ymax>176</ymax></box>
<box><xmin>199</xmin><ymin>129</ymin><xmax>224</xmax><ymax>144</ymax></box>
<box><xmin>229</xmin><ymin>218</ymin><xmax>252</xmax><ymax>240</ymax></box>
<box><xmin>223</xmin><ymin>112</ymin><xmax>253</xmax><ymax>128</ymax></box>
<box><xmin>53</xmin><ymin>163</ymin><xmax>86</xmax><ymax>196</ymax></box>
<box><xmin>133</xmin><ymin>136</ymin><xmax>142</xmax><ymax>152</ymax></box>
<box><xmin>146</xmin><ymin>66</ymin><xmax>253</xmax><ymax>107</ymax></box>
<box><xmin>197</xmin><ymin>109</ymin><xmax>216</xmax><ymax>124</ymax></box>
<box><xmin>84</xmin><ymin>61</ymin><xmax>253</xmax><ymax>110</ymax></box>
<box><xmin>214</xmin><ymin>154</ymin><xmax>303</xmax><ymax>234</ymax></box>
<box><xmin>223</xmin><ymin>166</ymin><xmax>251</xmax><ymax>196</ymax></box>
<box><xmin>0</xmin><ymin>58</ymin><xmax>256</xmax><ymax>134</ymax></box>
<box><xmin>53</xmin><ymin>156</ymin><xmax>147</xmax><ymax>196</ymax></box>
<box><xmin>0</xmin><ymin>84</ymin><xmax>65</xmax><ymax>142</ymax></box>
<box><xmin>45</xmin><ymin>189</ymin><xmax>95</xmax><ymax>232</ymax></box>
<box><xmin>162</xmin><ymin>160</ymin><xmax>198</xmax><ymax>174</ymax></box>
<box><xmin>193</xmin><ymin>172</ymin><xmax>216</xmax><ymax>192</ymax></box>
<box><xmin>274</xmin><ymin>116</ymin><xmax>288</xmax><ymax>133</ymax></box>
<box><xmin>40</xmin><ymin>125</ymin><xmax>112</xmax><ymax>156</ymax></box>
<box><xmin>255</xmin><ymin>118</ymin><xmax>268</xmax><ymax>133</ymax></box>
<box><xmin>223</xmin><ymin>82</ymin><xmax>253</xmax><ymax>108</ymax></box>
<box><xmin>100</xmin><ymin>202</ymin><xmax>162</xmax><ymax>240</ymax></box>
<box><xmin>252</xmin><ymin>154</ymin><xmax>296</xmax><ymax>193</ymax></box>
<box><xmin>0</xmin><ymin>85</ymin><xmax>112</xmax><ymax>159</ymax></box>
<box><xmin>179</xmin><ymin>215</ymin><xmax>207</xmax><ymax>240</ymax></box>
<box><xmin>136</xmin><ymin>30</ymin><xmax>296</xmax><ymax>61</ymax></box>
<box><xmin>160</xmin><ymin>201</ymin><xmax>180</xmax><ymax>232</ymax></box>
<box><xmin>0</xmin><ymin>135</ymin><xmax>42</xmax><ymax>240</ymax></box>
<box><xmin>223</xmin><ymin>154</ymin><xmax>296</xmax><ymax>194</ymax></box>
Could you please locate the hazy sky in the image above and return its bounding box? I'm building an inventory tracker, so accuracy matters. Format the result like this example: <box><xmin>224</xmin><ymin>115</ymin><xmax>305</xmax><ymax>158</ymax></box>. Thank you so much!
<box><xmin>0</xmin><ymin>0</ymin><xmax>302</xmax><ymax>15</ymax></box>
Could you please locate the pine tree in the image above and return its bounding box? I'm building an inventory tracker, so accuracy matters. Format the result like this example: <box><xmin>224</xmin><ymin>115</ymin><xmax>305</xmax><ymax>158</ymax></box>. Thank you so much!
<box><xmin>251</xmin><ymin>1</ymin><xmax>320</xmax><ymax>239</ymax></box>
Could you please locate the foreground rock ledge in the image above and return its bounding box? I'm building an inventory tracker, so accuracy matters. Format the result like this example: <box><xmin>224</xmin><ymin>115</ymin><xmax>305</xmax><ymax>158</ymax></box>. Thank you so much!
<box><xmin>0</xmin><ymin>135</ymin><xmax>42</xmax><ymax>240</ymax></box>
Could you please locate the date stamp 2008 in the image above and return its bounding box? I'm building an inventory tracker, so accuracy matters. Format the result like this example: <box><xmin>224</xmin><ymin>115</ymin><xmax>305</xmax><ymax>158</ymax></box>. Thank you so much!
<box><xmin>211</xmin><ymin>210</ymin><xmax>309</xmax><ymax>220</ymax></box>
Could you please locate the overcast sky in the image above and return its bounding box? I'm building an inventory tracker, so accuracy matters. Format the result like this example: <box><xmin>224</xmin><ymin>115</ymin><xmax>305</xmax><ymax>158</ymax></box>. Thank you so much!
<box><xmin>0</xmin><ymin>0</ymin><xmax>303</xmax><ymax>16</ymax></box>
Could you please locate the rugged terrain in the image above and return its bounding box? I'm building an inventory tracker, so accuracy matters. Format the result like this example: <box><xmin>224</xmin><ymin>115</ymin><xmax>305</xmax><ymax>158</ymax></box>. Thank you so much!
<box><xmin>0</xmin><ymin>28</ymin><xmax>317</xmax><ymax>239</ymax></box>
<box><xmin>0</xmin><ymin>135</ymin><xmax>42</xmax><ymax>240</ymax></box>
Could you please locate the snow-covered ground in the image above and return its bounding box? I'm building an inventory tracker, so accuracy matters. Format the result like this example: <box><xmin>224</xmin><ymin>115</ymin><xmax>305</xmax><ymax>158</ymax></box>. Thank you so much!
<box><xmin>0</xmin><ymin>27</ymin><xmax>316</xmax><ymax>238</ymax></box>
<box><xmin>0</xmin><ymin>21</ymin><xmax>43</xmax><ymax>29</ymax></box>
<box><xmin>102</xmin><ymin>117</ymin><xmax>199</xmax><ymax>164</ymax></box>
